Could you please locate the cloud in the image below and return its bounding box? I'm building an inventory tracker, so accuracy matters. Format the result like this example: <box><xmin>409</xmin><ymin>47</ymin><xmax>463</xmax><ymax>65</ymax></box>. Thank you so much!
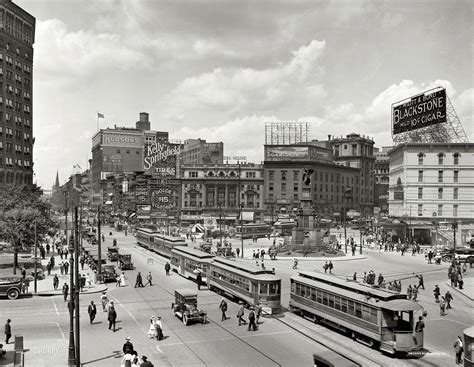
<box><xmin>166</xmin><ymin>40</ymin><xmax>326</xmax><ymax>119</ymax></box>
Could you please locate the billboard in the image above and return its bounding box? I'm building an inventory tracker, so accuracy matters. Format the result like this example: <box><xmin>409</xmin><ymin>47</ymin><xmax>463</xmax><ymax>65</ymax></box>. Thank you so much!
<box><xmin>392</xmin><ymin>88</ymin><xmax>447</xmax><ymax>135</ymax></box>
<box><xmin>143</xmin><ymin>142</ymin><xmax>180</xmax><ymax>172</ymax></box>
<box><xmin>265</xmin><ymin>146</ymin><xmax>309</xmax><ymax>160</ymax></box>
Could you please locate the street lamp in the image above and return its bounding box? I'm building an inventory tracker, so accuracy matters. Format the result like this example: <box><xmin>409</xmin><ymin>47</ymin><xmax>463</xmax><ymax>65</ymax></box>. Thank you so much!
<box><xmin>217</xmin><ymin>203</ymin><xmax>223</xmax><ymax>247</ymax></box>
<box><xmin>67</xmin><ymin>210</ymin><xmax>75</xmax><ymax>365</ymax></box>
<box><xmin>452</xmin><ymin>221</ymin><xmax>458</xmax><ymax>265</ymax></box>
<box><xmin>239</xmin><ymin>203</ymin><xmax>244</xmax><ymax>258</ymax></box>
<box><xmin>343</xmin><ymin>187</ymin><xmax>353</xmax><ymax>254</ymax></box>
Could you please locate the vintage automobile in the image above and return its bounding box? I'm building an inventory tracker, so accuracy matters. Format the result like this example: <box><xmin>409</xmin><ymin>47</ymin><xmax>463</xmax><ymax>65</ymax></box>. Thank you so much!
<box><xmin>0</xmin><ymin>276</ymin><xmax>24</xmax><ymax>300</ymax></box>
<box><xmin>173</xmin><ymin>288</ymin><xmax>207</xmax><ymax>325</ymax></box>
<box><xmin>118</xmin><ymin>254</ymin><xmax>134</xmax><ymax>270</ymax></box>
<box><xmin>101</xmin><ymin>264</ymin><xmax>118</xmax><ymax>283</ymax></box>
<box><xmin>107</xmin><ymin>247</ymin><xmax>120</xmax><ymax>262</ymax></box>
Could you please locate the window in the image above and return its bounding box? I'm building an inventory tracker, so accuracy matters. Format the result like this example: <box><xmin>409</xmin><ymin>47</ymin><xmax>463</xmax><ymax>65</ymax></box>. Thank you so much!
<box><xmin>418</xmin><ymin>170</ymin><xmax>423</xmax><ymax>183</ymax></box>
<box><xmin>453</xmin><ymin>153</ymin><xmax>460</xmax><ymax>165</ymax></box>
<box><xmin>293</xmin><ymin>183</ymin><xmax>298</xmax><ymax>192</ymax></box>
<box><xmin>438</xmin><ymin>188</ymin><xmax>443</xmax><ymax>199</ymax></box>
<box><xmin>418</xmin><ymin>187</ymin><xmax>423</xmax><ymax>199</ymax></box>
<box><xmin>246</xmin><ymin>172</ymin><xmax>256</xmax><ymax>178</ymax></box>
<box><xmin>281</xmin><ymin>183</ymin><xmax>286</xmax><ymax>192</ymax></box>
<box><xmin>418</xmin><ymin>153</ymin><xmax>424</xmax><ymax>165</ymax></box>
<box><xmin>438</xmin><ymin>171</ymin><xmax>443</xmax><ymax>183</ymax></box>
<box><xmin>438</xmin><ymin>204</ymin><xmax>443</xmax><ymax>216</ymax></box>
<box><xmin>453</xmin><ymin>188</ymin><xmax>458</xmax><ymax>200</ymax></box>
<box><xmin>281</xmin><ymin>171</ymin><xmax>287</xmax><ymax>181</ymax></box>
<box><xmin>418</xmin><ymin>204</ymin><xmax>423</xmax><ymax>216</ymax></box>
<box><xmin>453</xmin><ymin>204</ymin><xmax>458</xmax><ymax>217</ymax></box>
<box><xmin>438</xmin><ymin>153</ymin><xmax>444</xmax><ymax>165</ymax></box>
<box><xmin>453</xmin><ymin>171</ymin><xmax>459</xmax><ymax>183</ymax></box>
<box><xmin>293</xmin><ymin>171</ymin><xmax>299</xmax><ymax>181</ymax></box>
<box><xmin>189</xmin><ymin>171</ymin><xmax>198</xmax><ymax>178</ymax></box>
<box><xmin>269</xmin><ymin>183</ymin><xmax>273</xmax><ymax>191</ymax></box>
<box><xmin>268</xmin><ymin>171</ymin><xmax>274</xmax><ymax>181</ymax></box>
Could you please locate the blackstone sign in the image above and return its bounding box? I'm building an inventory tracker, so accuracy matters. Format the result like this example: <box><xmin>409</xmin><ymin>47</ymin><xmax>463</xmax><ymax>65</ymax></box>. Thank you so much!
<box><xmin>392</xmin><ymin>88</ymin><xmax>447</xmax><ymax>135</ymax></box>
<box><xmin>144</xmin><ymin>142</ymin><xmax>180</xmax><ymax>171</ymax></box>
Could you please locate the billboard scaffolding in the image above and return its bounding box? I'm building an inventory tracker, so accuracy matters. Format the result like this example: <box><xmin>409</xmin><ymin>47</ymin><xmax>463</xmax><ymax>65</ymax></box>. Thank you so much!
<box><xmin>265</xmin><ymin>122</ymin><xmax>310</xmax><ymax>145</ymax></box>
<box><xmin>392</xmin><ymin>87</ymin><xmax>468</xmax><ymax>144</ymax></box>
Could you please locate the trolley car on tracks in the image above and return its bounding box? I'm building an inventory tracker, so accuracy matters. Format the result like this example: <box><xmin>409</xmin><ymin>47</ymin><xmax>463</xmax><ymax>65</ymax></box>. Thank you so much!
<box><xmin>207</xmin><ymin>257</ymin><xmax>281</xmax><ymax>314</ymax></box>
<box><xmin>170</xmin><ymin>246</ymin><xmax>215</xmax><ymax>284</ymax></box>
<box><xmin>136</xmin><ymin>228</ymin><xmax>187</xmax><ymax>258</ymax></box>
<box><xmin>290</xmin><ymin>270</ymin><xmax>424</xmax><ymax>354</ymax></box>
<box><xmin>136</xmin><ymin>228</ymin><xmax>159</xmax><ymax>249</ymax></box>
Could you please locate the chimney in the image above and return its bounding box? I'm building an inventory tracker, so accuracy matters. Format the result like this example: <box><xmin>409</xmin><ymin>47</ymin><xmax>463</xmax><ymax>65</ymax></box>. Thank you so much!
<box><xmin>328</xmin><ymin>135</ymin><xmax>331</xmax><ymax>141</ymax></box>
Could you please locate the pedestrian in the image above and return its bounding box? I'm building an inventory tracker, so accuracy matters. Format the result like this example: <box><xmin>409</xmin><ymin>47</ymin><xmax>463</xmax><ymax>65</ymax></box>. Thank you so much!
<box><xmin>121</xmin><ymin>351</ymin><xmax>134</xmax><ymax>367</ymax></box>
<box><xmin>140</xmin><ymin>355</ymin><xmax>154</xmax><ymax>367</ymax></box>
<box><xmin>46</xmin><ymin>243</ymin><xmax>50</xmax><ymax>254</ymax></box>
<box><xmin>458</xmin><ymin>277</ymin><xmax>464</xmax><ymax>290</ymax></box>
<box><xmin>52</xmin><ymin>274</ymin><xmax>59</xmax><ymax>290</ymax></box>
<box><xmin>164</xmin><ymin>262</ymin><xmax>171</xmax><ymax>276</ymax></box>
<box><xmin>417</xmin><ymin>274</ymin><xmax>425</xmax><ymax>290</ymax></box>
<box><xmin>237</xmin><ymin>304</ymin><xmax>246</xmax><ymax>326</ymax></box>
<box><xmin>0</xmin><ymin>343</ymin><xmax>6</xmax><ymax>359</ymax></box>
<box><xmin>116</xmin><ymin>275</ymin><xmax>122</xmax><ymax>287</ymax></box>
<box><xmin>120</xmin><ymin>272</ymin><xmax>127</xmax><ymax>287</ymax></box>
<box><xmin>122</xmin><ymin>337</ymin><xmax>134</xmax><ymax>355</ymax></box>
<box><xmin>88</xmin><ymin>301</ymin><xmax>97</xmax><ymax>324</ymax></box>
<box><xmin>440</xmin><ymin>296</ymin><xmax>446</xmax><ymax>316</ymax></box>
<box><xmin>64</xmin><ymin>261</ymin><xmax>69</xmax><ymax>275</ymax></box>
<box><xmin>323</xmin><ymin>261</ymin><xmax>328</xmax><ymax>273</ymax></box>
<box><xmin>248</xmin><ymin>307</ymin><xmax>257</xmax><ymax>331</ymax></box>
<box><xmin>47</xmin><ymin>262</ymin><xmax>52</xmax><ymax>276</ymax></box>
<box><xmin>80</xmin><ymin>274</ymin><xmax>86</xmax><ymax>292</ymax></box>
<box><xmin>353</xmin><ymin>272</ymin><xmax>357</xmax><ymax>281</ymax></box>
<box><xmin>377</xmin><ymin>273</ymin><xmax>384</xmax><ymax>286</ymax></box>
<box><xmin>196</xmin><ymin>272</ymin><xmax>202</xmax><ymax>291</ymax></box>
<box><xmin>4</xmin><ymin>319</ymin><xmax>11</xmax><ymax>344</ymax></box>
<box><xmin>147</xmin><ymin>316</ymin><xmax>157</xmax><ymax>339</ymax></box>
<box><xmin>108</xmin><ymin>304</ymin><xmax>117</xmax><ymax>332</ymax></box>
<box><xmin>62</xmin><ymin>283</ymin><xmax>69</xmax><ymax>302</ymax></box>
<box><xmin>415</xmin><ymin>316</ymin><xmax>425</xmax><ymax>332</ymax></box>
<box><xmin>60</xmin><ymin>262</ymin><xmax>64</xmax><ymax>275</ymax></box>
<box><xmin>80</xmin><ymin>256</ymin><xmax>85</xmax><ymax>270</ymax></box>
<box><xmin>454</xmin><ymin>335</ymin><xmax>464</xmax><ymax>365</ymax></box>
<box><xmin>412</xmin><ymin>284</ymin><xmax>419</xmax><ymax>301</ymax></box>
<box><xmin>101</xmin><ymin>292</ymin><xmax>109</xmax><ymax>312</ymax></box>
<box><xmin>155</xmin><ymin>316</ymin><xmax>164</xmax><ymax>341</ymax></box>
<box><xmin>146</xmin><ymin>272</ymin><xmax>153</xmax><ymax>286</ymax></box>
<box><xmin>445</xmin><ymin>290</ymin><xmax>453</xmax><ymax>309</ymax></box>
<box><xmin>219</xmin><ymin>298</ymin><xmax>228</xmax><ymax>321</ymax></box>
<box><xmin>328</xmin><ymin>261</ymin><xmax>333</xmax><ymax>274</ymax></box>
<box><xmin>252</xmin><ymin>250</ymin><xmax>256</xmax><ymax>259</ymax></box>
<box><xmin>433</xmin><ymin>285</ymin><xmax>440</xmax><ymax>303</ymax></box>
<box><xmin>292</xmin><ymin>258</ymin><xmax>298</xmax><ymax>270</ymax></box>
<box><xmin>255</xmin><ymin>303</ymin><xmax>262</xmax><ymax>324</ymax></box>
<box><xmin>407</xmin><ymin>284</ymin><xmax>413</xmax><ymax>300</ymax></box>
<box><xmin>135</xmin><ymin>272</ymin><xmax>144</xmax><ymax>288</ymax></box>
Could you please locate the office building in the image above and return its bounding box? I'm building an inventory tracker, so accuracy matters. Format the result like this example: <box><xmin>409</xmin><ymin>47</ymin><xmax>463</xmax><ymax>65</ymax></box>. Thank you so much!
<box><xmin>180</xmin><ymin>138</ymin><xmax>224</xmax><ymax>166</ymax></box>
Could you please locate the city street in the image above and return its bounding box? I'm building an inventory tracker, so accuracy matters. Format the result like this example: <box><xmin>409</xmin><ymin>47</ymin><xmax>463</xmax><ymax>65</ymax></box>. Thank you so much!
<box><xmin>2</xmin><ymin>226</ymin><xmax>471</xmax><ymax>366</ymax></box>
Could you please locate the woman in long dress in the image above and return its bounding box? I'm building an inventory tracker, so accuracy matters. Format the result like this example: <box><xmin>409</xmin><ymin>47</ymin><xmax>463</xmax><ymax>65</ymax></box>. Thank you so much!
<box><xmin>120</xmin><ymin>272</ymin><xmax>127</xmax><ymax>287</ymax></box>
<box><xmin>147</xmin><ymin>316</ymin><xmax>157</xmax><ymax>339</ymax></box>
<box><xmin>155</xmin><ymin>316</ymin><xmax>164</xmax><ymax>340</ymax></box>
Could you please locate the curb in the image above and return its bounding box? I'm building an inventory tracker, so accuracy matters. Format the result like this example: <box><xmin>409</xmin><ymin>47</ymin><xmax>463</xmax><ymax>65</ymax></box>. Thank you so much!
<box><xmin>445</xmin><ymin>280</ymin><xmax>473</xmax><ymax>301</ymax></box>
<box><xmin>243</xmin><ymin>255</ymin><xmax>367</xmax><ymax>261</ymax></box>
<box><xmin>33</xmin><ymin>286</ymin><xmax>108</xmax><ymax>297</ymax></box>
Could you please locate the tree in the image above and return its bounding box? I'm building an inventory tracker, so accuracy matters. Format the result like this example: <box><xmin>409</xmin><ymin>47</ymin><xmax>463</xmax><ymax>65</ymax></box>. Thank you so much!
<box><xmin>0</xmin><ymin>184</ymin><xmax>56</xmax><ymax>274</ymax></box>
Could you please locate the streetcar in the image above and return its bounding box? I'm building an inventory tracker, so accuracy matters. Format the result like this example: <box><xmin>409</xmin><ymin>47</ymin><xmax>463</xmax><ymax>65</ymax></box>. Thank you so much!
<box><xmin>151</xmin><ymin>234</ymin><xmax>187</xmax><ymax>258</ymax></box>
<box><xmin>289</xmin><ymin>271</ymin><xmax>424</xmax><ymax>354</ymax></box>
<box><xmin>274</xmin><ymin>221</ymin><xmax>296</xmax><ymax>236</ymax></box>
<box><xmin>235</xmin><ymin>223</ymin><xmax>272</xmax><ymax>239</ymax></box>
<box><xmin>136</xmin><ymin>228</ymin><xmax>159</xmax><ymax>249</ymax></box>
<box><xmin>170</xmin><ymin>246</ymin><xmax>215</xmax><ymax>284</ymax></box>
<box><xmin>207</xmin><ymin>257</ymin><xmax>281</xmax><ymax>314</ymax></box>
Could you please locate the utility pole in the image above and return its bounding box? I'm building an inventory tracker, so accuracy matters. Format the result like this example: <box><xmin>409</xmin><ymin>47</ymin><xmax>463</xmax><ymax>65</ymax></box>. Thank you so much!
<box><xmin>74</xmin><ymin>207</ymin><xmax>80</xmax><ymax>366</ymax></box>
<box><xmin>33</xmin><ymin>221</ymin><xmax>37</xmax><ymax>293</ymax></box>
<box><xmin>67</xmin><ymin>208</ymin><xmax>75</xmax><ymax>365</ymax></box>
<box><xmin>97</xmin><ymin>205</ymin><xmax>102</xmax><ymax>283</ymax></box>
<box><xmin>452</xmin><ymin>221</ymin><xmax>458</xmax><ymax>265</ymax></box>
<box><xmin>240</xmin><ymin>203</ymin><xmax>244</xmax><ymax>258</ymax></box>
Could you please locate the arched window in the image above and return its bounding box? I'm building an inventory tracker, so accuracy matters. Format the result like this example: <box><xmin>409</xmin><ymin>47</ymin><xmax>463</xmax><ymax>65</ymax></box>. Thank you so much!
<box><xmin>229</xmin><ymin>171</ymin><xmax>236</xmax><ymax>177</ymax></box>
<box><xmin>207</xmin><ymin>171</ymin><xmax>214</xmax><ymax>177</ymax></box>
<box><xmin>453</xmin><ymin>152</ymin><xmax>460</xmax><ymax>165</ymax></box>
<box><xmin>418</xmin><ymin>152</ymin><xmax>425</xmax><ymax>165</ymax></box>
<box><xmin>218</xmin><ymin>171</ymin><xmax>225</xmax><ymax>177</ymax></box>
<box><xmin>437</xmin><ymin>152</ymin><xmax>445</xmax><ymax>165</ymax></box>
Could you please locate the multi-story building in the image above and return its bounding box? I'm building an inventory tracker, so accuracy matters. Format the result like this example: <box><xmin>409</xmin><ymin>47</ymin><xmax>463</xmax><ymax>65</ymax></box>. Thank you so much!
<box><xmin>0</xmin><ymin>0</ymin><xmax>35</xmax><ymax>187</ymax></box>
<box><xmin>327</xmin><ymin>134</ymin><xmax>375</xmax><ymax>216</ymax></box>
<box><xmin>180</xmin><ymin>138</ymin><xmax>224</xmax><ymax>166</ymax></box>
<box><xmin>91</xmin><ymin>112</ymin><xmax>170</xmax><ymax>192</ymax></box>
<box><xmin>180</xmin><ymin>163</ymin><xmax>264</xmax><ymax>223</ymax></box>
<box><xmin>262</xmin><ymin>144</ymin><xmax>360</xmax><ymax>226</ymax></box>
<box><xmin>373</xmin><ymin>146</ymin><xmax>392</xmax><ymax>214</ymax></box>
<box><xmin>388</xmin><ymin>143</ymin><xmax>474</xmax><ymax>243</ymax></box>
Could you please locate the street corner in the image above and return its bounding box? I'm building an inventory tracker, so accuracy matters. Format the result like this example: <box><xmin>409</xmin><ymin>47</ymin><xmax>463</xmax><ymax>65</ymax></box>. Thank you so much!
<box><xmin>445</xmin><ymin>279</ymin><xmax>474</xmax><ymax>301</ymax></box>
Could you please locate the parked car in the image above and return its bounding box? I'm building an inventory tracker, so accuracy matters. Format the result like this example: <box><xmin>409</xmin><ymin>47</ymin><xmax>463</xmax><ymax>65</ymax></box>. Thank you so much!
<box><xmin>0</xmin><ymin>276</ymin><xmax>24</xmax><ymax>300</ymax></box>
<box><xmin>107</xmin><ymin>247</ymin><xmax>120</xmax><ymax>262</ymax></box>
<box><xmin>173</xmin><ymin>288</ymin><xmax>207</xmax><ymax>325</ymax></box>
<box><xmin>102</xmin><ymin>265</ymin><xmax>118</xmax><ymax>283</ymax></box>
<box><xmin>118</xmin><ymin>254</ymin><xmax>133</xmax><ymax>270</ymax></box>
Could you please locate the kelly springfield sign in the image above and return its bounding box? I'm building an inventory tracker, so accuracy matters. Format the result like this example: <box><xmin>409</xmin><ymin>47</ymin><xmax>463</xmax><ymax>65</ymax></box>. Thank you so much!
<box><xmin>392</xmin><ymin>88</ymin><xmax>447</xmax><ymax>135</ymax></box>
<box><xmin>144</xmin><ymin>142</ymin><xmax>180</xmax><ymax>172</ymax></box>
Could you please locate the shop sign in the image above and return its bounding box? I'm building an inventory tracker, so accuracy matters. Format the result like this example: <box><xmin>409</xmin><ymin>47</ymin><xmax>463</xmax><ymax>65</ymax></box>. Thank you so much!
<box><xmin>143</xmin><ymin>142</ymin><xmax>180</xmax><ymax>171</ymax></box>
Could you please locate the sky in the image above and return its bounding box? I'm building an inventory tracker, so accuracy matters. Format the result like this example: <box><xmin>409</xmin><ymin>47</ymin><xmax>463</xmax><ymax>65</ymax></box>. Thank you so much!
<box><xmin>16</xmin><ymin>0</ymin><xmax>473</xmax><ymax>189</ymax></box>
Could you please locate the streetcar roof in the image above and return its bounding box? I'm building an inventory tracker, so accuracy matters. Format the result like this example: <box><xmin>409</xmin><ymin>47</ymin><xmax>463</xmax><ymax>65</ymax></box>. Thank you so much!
<box><xmin>379</xmin><ymin>299</ymin><xmax>422</xmax><ymax>311</ymax></box>
<box><xmin>293</xmin><ymin>271</ymin><xmax>405</xmax><ymax>302</ymax></box>
<box><xmin>212</xmin><ymin>258</ymin><xmax>281</xmax><ymax>281</ymax></box>
<box><xmin>171</xmin><ymin>246</ymin><xmax>215</xmax><ymax>259</ymax></box>
<box><xmin>464</xmin><ymin>326</ymin><xmax>474</xmax><ymax>338</ymax></box>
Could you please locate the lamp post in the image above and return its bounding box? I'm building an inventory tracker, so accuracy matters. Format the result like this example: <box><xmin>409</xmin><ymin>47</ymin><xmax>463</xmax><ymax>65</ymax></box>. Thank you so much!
<box><xmin>97</xmin><ymin>205</ymin><xmax>102</xmax><ymax>283</ymax></box>
<box><xmin>218</xmin><ymin>204</ymin><xmax>223</xmax><ymax>247</ymax></box>
<box><xmin>240</xmin><ymin>203</ymin><xmax>244</xmax><ymax>258</ymax></box>
<box><xmin>33</xmin><ymin>220</ymin><xmax>37</xmax><ymax>293</ymax></box>
<box><xmin>452</xmin><ymin>221</ymin><xmax>458</xmax><ymax>265</ymax></box>
<box><xmin>67</xmin><ymin>211</ymin><xmax>75</xmax><ymax>365</ymax></box>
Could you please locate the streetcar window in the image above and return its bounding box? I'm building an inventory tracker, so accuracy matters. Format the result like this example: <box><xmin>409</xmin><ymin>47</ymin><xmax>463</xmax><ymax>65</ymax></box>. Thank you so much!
<box><xmin>269</xmin><ymin>283</ymin><xmax>278</xmax><ymax>295</ymax></box>
<box><xmin>334</xmin><ymin>296</ymin><xmax>341</xmax><ymax>310</ymax></box>
<box><xmin>296</xmin><ymin>283</ymin><xmax>301</xmax><ymax>294</ymax></box>
<box><xmin>369</xmin><ymin>308</ymin><xmax>378</xmax><ymax>324</ymax></box>
<box><xmin>341</xmin><ymin>298</ymin><xmax>347</xmax><ymax>313</ymax></box>
<box><xmin>290</xmin><ymin>281</ymin><xmax>295</xmax><ymax>293</ymax></box>
<box><xmin>348</xmin><ymin>300</ymin><xmax>355</xmax><ymax>315</ymax></box>
<box><xmin>355</xmin><ymin>304</ymin><xmax>362</xmax><ymax>318</ymax></box>
<box><xmin>311</xmin><ymin>289</ymin><xmax>316</xmax><ymax>301</ymax></box>
<box><xmin>328</xmin><ymin>294</ymin><xmax>334</xmax><ymax>308</ymax></box>
<box><xmin>316</xmin><ymin>290</ymin><xmax>322</xmax><ymax>303</ymax></box>
<box><xmin>322</xmin><ymin>293</ymin><xmax>328</xmax><ymax>305</ymax></box>
<box><xmin>260</xmin><ymin>283</ymin><xmax>268</xmax><ymax>295</ymax></box>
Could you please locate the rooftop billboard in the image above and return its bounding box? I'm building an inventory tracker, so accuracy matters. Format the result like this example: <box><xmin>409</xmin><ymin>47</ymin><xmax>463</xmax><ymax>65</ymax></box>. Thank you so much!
<box><xmin>392</xmin><ymin>88</ymin><xmax>447</xmax><ymax>135</ymax></box>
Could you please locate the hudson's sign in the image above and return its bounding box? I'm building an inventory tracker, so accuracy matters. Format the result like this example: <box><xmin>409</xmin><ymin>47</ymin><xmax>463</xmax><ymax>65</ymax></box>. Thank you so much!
<box><xmin>392</xmin><ymin>88</ymin><xmax>447</xmax><ymax>135</ymax></box>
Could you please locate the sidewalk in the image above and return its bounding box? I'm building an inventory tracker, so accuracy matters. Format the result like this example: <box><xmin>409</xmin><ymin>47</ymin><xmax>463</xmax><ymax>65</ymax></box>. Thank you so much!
<box><xmin>34</xmin><ymin>257</ymin><xmax>107</xmax><ymax>297</ymax></box>
<box><xmin>445</xmin><ymin>274</ymin><xmax>474</xmax><ymax>301</ymax></box>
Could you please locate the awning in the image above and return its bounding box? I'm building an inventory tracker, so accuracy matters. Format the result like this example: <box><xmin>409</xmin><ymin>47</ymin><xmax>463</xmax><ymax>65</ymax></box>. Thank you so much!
<box><xmin>381</xmin><ymin>299</ymin><xmax>423</xmax><ymax>312</ymax></box>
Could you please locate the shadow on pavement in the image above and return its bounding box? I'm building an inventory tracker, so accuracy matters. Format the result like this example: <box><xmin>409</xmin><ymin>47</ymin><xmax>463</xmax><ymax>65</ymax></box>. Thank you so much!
<box><xmin>82</xmin><ymin>351</ymin><xmax>123</xmax><ymax>365</ymax></box>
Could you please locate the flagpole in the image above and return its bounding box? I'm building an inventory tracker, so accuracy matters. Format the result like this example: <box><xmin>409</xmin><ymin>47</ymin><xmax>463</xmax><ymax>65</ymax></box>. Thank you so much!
<box><xmin>96</xmin><ymin>111</ymin><xmax>99</xmax><ymax>132</ymax></box>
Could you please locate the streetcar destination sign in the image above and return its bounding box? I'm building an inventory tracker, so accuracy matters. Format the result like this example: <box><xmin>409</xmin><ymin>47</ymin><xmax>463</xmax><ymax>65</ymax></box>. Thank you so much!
<box><xmin>392</xmin><ymin>88</ymin><xmax>447</xmax><ymax>135</ymax></box>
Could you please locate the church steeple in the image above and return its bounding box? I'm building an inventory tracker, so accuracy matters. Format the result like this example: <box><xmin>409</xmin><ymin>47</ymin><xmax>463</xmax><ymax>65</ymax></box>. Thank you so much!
<box><xmin>54</xmin><ymin>170</ymin><xmax>60</xmax><ymax>189</ymax></box>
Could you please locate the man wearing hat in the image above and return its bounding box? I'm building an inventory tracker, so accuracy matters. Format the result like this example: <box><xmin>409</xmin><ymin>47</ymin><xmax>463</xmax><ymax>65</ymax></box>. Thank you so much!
<box><xmin>140</xmin><ymin>355</ymin><xmax>154</xmax><ymax>367</ymax></box>
<box><xmin>248</xmin><ymin>307</ymin><xmax>257</xmax><ymax>332</ymax></box>
<box><xmin>4</xmin><ymin>319</ymin><xmax>11</xmax><ymax>344</ymax></box>
<box><xmin>122</xmin><ymin>337</ymin><xmax>134</xmax><ymax>355</ymax></box>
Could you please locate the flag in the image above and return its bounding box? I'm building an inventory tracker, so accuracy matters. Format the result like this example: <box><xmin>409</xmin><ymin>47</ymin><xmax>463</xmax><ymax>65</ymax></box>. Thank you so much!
<box><xmin>73</xmin><ymin>163</ymin><xmax>82</xmax><ymax>170</ymax></box>
<box><xmin>97</xmin><ymin>112</ymin><xmax>105</xmax><ymax>119</ymax></box>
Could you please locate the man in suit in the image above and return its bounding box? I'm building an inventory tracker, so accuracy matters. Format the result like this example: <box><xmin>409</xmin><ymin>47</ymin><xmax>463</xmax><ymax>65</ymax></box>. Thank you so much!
<box><xmin>88</xmin><ymin>301</ymin><xmax>97</xmax><ymax>324</ymax></box>
<box><xmin>4</xmin><ymin>319</ymin><xmax>11</xmax><ymax>344</ymax></box>
<box><xmin>122</xmin><ymin>337</ymin><xmax>134</xmax><ymax>355</ymax></box>
<box><xmin>108</xmin><ymin>304</ymin><xmax>117</xmax><ymax>332</ymax></box>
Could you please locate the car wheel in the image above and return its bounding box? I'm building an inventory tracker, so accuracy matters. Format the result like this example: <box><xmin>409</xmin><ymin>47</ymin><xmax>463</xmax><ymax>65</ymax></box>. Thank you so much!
<box><xmin>7</xmin><ymin>288</ymin><xmax>20</xmax><ymax>300</ymax></box>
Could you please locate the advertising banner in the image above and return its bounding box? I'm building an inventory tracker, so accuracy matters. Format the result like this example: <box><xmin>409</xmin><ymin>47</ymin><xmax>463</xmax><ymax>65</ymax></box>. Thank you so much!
<box><xmin>135</xmin><ymin>180</ymin><xmax>149</xmax><ymax>205</ymax></box>
<box><xmin>144</xmin><ymin>142</ymin><xmax>180</xmax><ymax>173</ymax></box>
<box><xmin>136</xmin><ymin>204</ymin><xmax>151</xmax><ymax>219</ymax></box>
<box><xmin>101</xmin><ymin>132</ymin><xmax>142</xmax><ymax>147</ymax></box>
<box><xmin>392</xmin><ymin>89</ymin><xmax>447</xmax><ymax>135</ymax></box>
<box><xmin>265</xmin><ymin>146</ymin><xmax>308</xmax><ymax>161</ymax></box>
